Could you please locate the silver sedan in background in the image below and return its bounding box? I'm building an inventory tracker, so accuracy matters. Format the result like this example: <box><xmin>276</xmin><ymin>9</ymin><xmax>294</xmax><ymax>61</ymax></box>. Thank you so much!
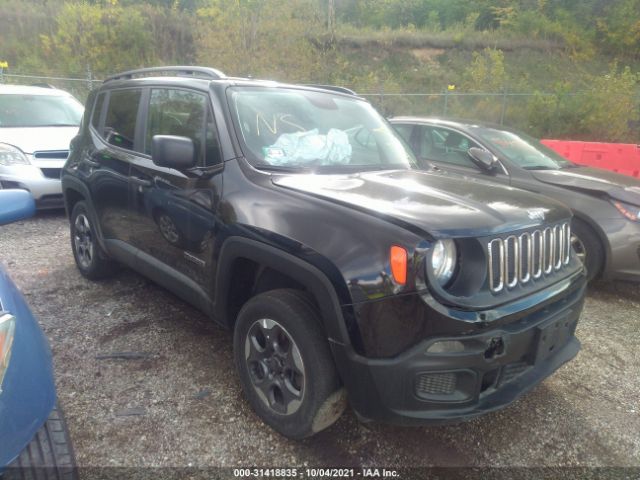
<box><xmin>0</xmin><ymin>85</ymin><xmax>83</xmax><ymax>209</ymax></box>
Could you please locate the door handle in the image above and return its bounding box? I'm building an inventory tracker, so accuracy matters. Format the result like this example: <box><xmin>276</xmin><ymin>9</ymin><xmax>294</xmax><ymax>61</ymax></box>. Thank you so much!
<box><xmin>131</xmin><ymin>176</ymin><xmax>152</xmax><ymax>187</ymax></box>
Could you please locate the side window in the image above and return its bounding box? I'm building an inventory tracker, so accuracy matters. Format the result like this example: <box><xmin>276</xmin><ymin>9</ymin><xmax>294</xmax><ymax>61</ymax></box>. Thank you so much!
<box><xmin>103</xmin><ymin>89</ymin><xmax>142</xmax><ymax>151</ymax></box>
<box><xmin>91</xmin><ymin>93</ymin><xmax>105</xmax><ymax>133</ymax></box>
<box><xmin>419</xmin><ymin>126</ymin><xmax>480</xmax><ymax>169</ymax></box>
<box><xmin>146</xmin><ymin>89</ymin><xmax>222</xmax><ymax>166</ymax></box>
<box><xmin>393</xmin><ymin>124</ymin><xmax>413</xmax><ymax>145</ymax></box>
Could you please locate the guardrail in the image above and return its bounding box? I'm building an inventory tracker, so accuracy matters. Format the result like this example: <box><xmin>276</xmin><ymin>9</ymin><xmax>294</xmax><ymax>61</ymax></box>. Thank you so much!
<box><xmin>541</xmin><ymin>140</ymin><xmax>640</xmax><ymax>179</ymax></box>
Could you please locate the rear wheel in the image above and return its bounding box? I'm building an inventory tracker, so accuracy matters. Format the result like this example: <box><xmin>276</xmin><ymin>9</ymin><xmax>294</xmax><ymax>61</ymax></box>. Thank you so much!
<box><xmin>70</xmin><ymin>201</ymin><xmax>116</xmax><ymax>280</ymax></box>
<box><xmin>6</xmin><ymin>406</ymin><xmax>78</xmax><ymax>480</ymax></box>
<box><xmin>233</xmin><ymin>289</ymin><xmax>346</xmax><ymax>439</ymax></box>
<box><xmin>571</xmin><ymin>218</ymin><xmax>604</xmax><ymax>282</ymax></box>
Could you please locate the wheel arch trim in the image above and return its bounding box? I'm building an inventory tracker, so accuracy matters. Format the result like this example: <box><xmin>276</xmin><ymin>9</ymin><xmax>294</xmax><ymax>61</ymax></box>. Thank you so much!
<box><xmin>213</xmin><ymin>236</ymin><xmax>351</xmax><ymax>347</ymax></box>
<box><xmin>61</xmin><ymin>175</ymin><xmax>109</xmax><ymax>253</ymax></box>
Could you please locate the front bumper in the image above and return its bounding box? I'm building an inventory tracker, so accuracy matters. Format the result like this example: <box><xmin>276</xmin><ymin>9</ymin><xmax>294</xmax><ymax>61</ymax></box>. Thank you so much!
<box><xmin>0</xmin><ymin>164</ymin><xmax>64</xmax><ymax>209</ymax></box>
<box><xmin>332</xmin><ymin>271</ymin><xmax>586</xmax><ymax>425</ymax></box>
<box><xmin>0</xmin><ymin>268</ymin><xmax>56</xmax><ymax>467</ymax></box>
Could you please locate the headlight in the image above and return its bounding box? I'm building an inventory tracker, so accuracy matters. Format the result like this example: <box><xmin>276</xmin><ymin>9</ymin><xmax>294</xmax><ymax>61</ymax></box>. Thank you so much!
<box><xmin>431</xmin><ymin>239</ymin><xmax>457</xmax><ymax>287</ymax></box>
<box><xmin>0</xmin><ymin>313</ymin><xmax>16</xmax><ymax>393</ymax></box>
<box><xmin>0</xmin><ymin>143</ymin><xmax>30</xmax><ymax>166</ymax></box>
<box><xmin>613</xmin><ymin>200</ymin><xmax>640</xmax><ymax>222</ymax></box>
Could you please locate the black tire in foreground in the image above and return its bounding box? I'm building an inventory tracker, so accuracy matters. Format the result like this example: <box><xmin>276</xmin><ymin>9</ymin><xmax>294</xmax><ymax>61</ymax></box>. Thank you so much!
<box><xmin>234</xmin><ymin>289</ymin><xmax>347</xmax><ymax>439</ymax></box>
<box><xmin>70</xmin><ymin>201</ymin><xmax>117</xmax><ymax>280</ymax></box>
<box><xmin>571</xmin><ymin>217</ymin><xmax>604</xmax><ymax>282</ymax></box>
<box><xmin>5</xmin><ymin>406</ymin><xmax>78</xmax><ymax>480</ymax></box>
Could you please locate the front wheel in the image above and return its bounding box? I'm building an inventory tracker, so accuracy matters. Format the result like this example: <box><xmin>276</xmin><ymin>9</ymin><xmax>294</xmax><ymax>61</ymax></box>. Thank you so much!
<box><xmin>233</xmin><ymin>289</ymin><xmax>346</xmax><ymax>439</ymax></box>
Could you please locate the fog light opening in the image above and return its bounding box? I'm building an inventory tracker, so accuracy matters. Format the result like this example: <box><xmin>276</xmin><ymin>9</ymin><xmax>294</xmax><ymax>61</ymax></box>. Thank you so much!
<box><xmin>426</xmin><ymin>340</ymin><xmax>465</xmax><ymax>354</ymax></box>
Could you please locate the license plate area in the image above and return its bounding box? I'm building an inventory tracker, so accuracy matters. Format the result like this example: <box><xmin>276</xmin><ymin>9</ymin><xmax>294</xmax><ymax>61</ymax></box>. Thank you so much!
<box><xmin>534</xmin><ymin>308</ymin><xmax>578</xmax><ymax>364</ymax></box>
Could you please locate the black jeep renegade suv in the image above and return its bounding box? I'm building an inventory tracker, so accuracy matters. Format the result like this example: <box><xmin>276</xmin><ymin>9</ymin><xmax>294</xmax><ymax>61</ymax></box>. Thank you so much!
<box><xmin>62</xmin><ymin>66</ymin><xmax>586</xmax><ymax>439</ymax></box>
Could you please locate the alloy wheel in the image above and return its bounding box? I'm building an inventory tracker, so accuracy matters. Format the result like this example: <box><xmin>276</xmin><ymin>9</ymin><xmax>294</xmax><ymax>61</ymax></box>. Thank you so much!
<box><xmin>73</xmin><ymin>213</ymin><xmax>95</xmax><ymax>269</ymax></box>
<box><xmin>244</xmin><ymin>318</ymin><xmax>305</xmax><ymax>415</ymax></box>
<box><xmin>571</xmin><ymin>233</ymin><xmax>587</xmax><ymax>265</ymax></box>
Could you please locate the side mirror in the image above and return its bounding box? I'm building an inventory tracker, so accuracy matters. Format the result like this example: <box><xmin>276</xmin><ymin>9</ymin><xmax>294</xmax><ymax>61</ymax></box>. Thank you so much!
<box><xmin>152</xmin><ymin>135</ymin><xmax>196</xmax><ymax>170</ymax></box>
<box><xmin>468</xmin><ymin>147</ymin><xmax>499</xmax><ymax>173</ymax></box>
<box><xmin>0</xmin><ymin>190</ymin><xmax>36</xmax><ymax>226</ymax></box>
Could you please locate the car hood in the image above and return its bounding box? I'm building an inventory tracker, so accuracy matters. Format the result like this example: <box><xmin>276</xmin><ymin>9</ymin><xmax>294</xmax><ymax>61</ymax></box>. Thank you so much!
<box><xmin>272</xmin><ymin>169</ymin><xmax>570</xmax><ymax>237</ymax></box>
<box><xmin>0</xmin><ymin>126</ymin><xmax>78</xmax><ymax>154</ymax></box>
<box><xmin>531</xmin><ymin>166</ymin><xmax>640</xmax><ymax>205</ymax></box>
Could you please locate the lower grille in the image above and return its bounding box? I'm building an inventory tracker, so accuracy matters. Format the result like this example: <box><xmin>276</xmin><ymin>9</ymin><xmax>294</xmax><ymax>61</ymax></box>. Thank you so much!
<box><xmin>415</xmin><ymin>373</ymin><xmax>456</xmax><ymax>396</ymax></box>
<box><xmin>488</xmin><ymin>222</ymin><xmax>571</xmax><ymax>293</ymax></box>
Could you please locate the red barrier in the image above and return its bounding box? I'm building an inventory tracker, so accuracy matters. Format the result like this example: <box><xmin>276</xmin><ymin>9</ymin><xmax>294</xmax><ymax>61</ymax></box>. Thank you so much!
<box><xmin>541</xmin><ymin>139</ymin><xmax>640</xmax><ymax>178</ymax></box>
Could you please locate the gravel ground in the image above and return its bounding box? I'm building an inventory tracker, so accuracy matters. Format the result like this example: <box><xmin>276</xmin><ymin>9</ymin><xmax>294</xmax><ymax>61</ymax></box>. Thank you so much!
<box><xmin>1</xmin><ymin>210</ymin><xmax>639</xmax><ymax>469</ymax></box>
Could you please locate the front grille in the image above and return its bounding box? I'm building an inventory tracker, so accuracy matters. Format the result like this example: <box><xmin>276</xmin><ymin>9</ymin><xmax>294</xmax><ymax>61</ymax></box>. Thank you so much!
<box><xmin>41</xmin><ymin>168</ymin><xmax>62</xmax><ymax>179</ymax></box>
<box><xmin>33</xmin><ymin>150</ymin><xmax>69</xmax><ymax>160</ymax></box>
<box><xmin>488</xmin><ymin>222</ymin><xmax>571</xmax><ymax>293</ymax></box>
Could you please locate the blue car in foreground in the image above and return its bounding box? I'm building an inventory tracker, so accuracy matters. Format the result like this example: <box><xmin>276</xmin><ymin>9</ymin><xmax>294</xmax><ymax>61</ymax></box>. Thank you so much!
<box><xmin>0</xmin><ymin>189</ymin><xmax>76</xmax><ymax>479</ymax></box>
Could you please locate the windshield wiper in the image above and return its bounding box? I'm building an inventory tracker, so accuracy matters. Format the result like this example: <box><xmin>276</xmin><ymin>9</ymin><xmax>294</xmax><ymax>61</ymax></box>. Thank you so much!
<box><xmin>523</xmin><ymin>165</ymin><xmax>559</xmax><ymax>171</ymax></box>
<box><xmin>254</xmin><ymin>164</ymin><xmax>313</xmax><ymax>173</ymax></box>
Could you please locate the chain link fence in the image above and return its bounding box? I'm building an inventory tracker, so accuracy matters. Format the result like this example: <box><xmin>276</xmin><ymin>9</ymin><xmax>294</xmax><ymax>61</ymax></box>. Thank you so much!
<box><xmin>0</xmin><ymin>72</ymin><xmax>98</xmax><ymax>102</ymax></box>
<box><xmin>360</xmin><ymin>91</ymin><xmax>542</xmax><ymax>124</ymax></box>
<box><xmin>2</xmin><ymin>72</ymin><xmax>638</xmax><ymax>140</ymax></box>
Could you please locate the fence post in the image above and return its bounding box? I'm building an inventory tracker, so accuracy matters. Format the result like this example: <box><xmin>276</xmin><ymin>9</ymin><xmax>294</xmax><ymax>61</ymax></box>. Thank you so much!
<box><xmin>443</xmin><ymin>89</ymin><xmax>448</xmax><ymax>116</ymax></box>
<box><xmin>500</xmin><ymin>88</ymin><xmax>508</xmax><ymax>125</ymax></box>
<box><xmin>86</xmin><ymin>64</ymin><xmax>93</xmax><ymax>91</ymax></box>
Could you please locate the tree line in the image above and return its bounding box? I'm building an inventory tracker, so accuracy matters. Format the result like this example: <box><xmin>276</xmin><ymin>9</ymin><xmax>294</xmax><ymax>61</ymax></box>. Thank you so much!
<box><xmin>0</xmin><ymin>0</ymin><xmax>639</xmax><ymax>141</ymax></box>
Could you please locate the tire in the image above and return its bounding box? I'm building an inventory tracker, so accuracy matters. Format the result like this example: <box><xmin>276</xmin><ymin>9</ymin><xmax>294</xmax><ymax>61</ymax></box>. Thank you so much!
<box><xmin>233</xmin><ymin>289</ymin><xmax>346</xmax><ymax>439</ymax></box>
<box><xmin>6</xmin><ymin>406</ymin><xmax>78</xmax><ymax>480</ymax></box>
<box><xmin>571</xmin><ymin>217</ymin><xmax>604</xmax><ymax>282</ymax></box>
<box><xmin>70</xmin><ymin>201</ymin><xmax>116</xmax><ymax>280</ymax></box>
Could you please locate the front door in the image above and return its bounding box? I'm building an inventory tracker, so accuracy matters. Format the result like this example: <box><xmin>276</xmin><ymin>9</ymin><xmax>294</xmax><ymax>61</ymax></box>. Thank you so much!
<box><xmin>414</xmin><ymin>125</ymin><xmax>511</xmax><ymax>186</ymax></box>
<box><xmin>128</xmin><ymin>88</ymin><xmax>224</xmax><ymax>294</ymax></box>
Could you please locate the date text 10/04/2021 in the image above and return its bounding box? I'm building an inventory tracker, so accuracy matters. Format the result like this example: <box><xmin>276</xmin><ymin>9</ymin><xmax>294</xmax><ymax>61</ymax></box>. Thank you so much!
<box><xmin>233</xmin><ymin>468</ymin><xmax>400</xmax><ymax>478</ymax></box>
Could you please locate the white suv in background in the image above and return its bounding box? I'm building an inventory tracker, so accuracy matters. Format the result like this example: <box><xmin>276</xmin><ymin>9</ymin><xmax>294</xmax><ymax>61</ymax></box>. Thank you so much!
<box><xmin>0</xmin><ymin>85</ymin><xmax>83</xmax><ymax>208</ymax></box>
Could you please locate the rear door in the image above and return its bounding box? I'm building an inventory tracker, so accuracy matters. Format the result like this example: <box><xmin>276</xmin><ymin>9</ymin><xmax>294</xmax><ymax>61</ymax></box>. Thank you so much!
<box><xmin>128</xmin><ymin>87</ymin><xmax>224</xmax><ymax>295</ymax></box>
<box><xmin>86</xmin><ymin>88</ymin><xmax>144</xmax><ymax>245</ymax></box>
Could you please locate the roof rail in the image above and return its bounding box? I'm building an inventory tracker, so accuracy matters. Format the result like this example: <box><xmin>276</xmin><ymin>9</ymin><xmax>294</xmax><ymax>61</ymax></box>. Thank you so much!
<box><xmin>104</xmin><ymin>66</ymin><xmax>226</xmax><ymax>83</ymax></box>
<box><xmin>303</xmin><ymin>84</ymin><xmax>357</xmax><ymax>95</ymax></box>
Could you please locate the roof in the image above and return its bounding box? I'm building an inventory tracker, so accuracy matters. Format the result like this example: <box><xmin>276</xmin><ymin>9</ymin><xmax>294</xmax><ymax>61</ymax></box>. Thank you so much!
<box><xmin>389</xmin><ymin>116</ymin><xmax>507</xmax><ymax>131</ymax></box>
<box><xmin>0</xmin><ymin>84</ymin><xmax>72</xmax><ymax>96</ymax></box>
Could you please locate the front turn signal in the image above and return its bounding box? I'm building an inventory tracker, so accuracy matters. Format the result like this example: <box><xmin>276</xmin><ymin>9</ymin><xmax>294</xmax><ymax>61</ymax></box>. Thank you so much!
<box><xmin>390</xmin><ymin>245</ymin><xmax>408</xmax><ymax>285</ymax></box>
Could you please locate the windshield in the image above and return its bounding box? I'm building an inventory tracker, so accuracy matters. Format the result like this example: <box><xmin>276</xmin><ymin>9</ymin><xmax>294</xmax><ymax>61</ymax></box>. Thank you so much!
<box><xmin>0</xmin><ymin>94</ymin><xmax>84</xmax><ymax>128</ymax></box>
<box><xmin>471</xmin><ymin>127</ymin><xmax>574</xmax><ymax>170</ymax></box>
<box><xmin>229</xmin><ymin>87</ymin><xmax>416</xmax><ymax>172</ymax></box>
